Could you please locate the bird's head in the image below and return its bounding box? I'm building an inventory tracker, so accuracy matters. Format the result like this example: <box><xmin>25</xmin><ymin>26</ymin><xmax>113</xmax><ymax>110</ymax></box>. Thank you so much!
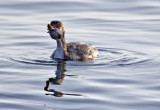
<box><xmin>47</xmin><ymin>20</ymin><xmax>65</xmax><ymax>40</ymax></box>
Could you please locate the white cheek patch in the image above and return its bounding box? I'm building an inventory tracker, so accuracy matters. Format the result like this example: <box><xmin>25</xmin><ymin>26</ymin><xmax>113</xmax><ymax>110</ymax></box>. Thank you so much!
<box><xmin>59</xmin><ymin>28</ymin><xmax>63</xmax><ymax>33</ymax></box>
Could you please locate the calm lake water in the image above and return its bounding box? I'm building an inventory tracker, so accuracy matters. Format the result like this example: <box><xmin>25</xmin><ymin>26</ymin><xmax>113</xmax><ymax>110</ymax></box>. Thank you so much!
<box><xmin>1</xmin><ymin>0</ymin><xmax>160</xmax><ymax>110</ymax></box>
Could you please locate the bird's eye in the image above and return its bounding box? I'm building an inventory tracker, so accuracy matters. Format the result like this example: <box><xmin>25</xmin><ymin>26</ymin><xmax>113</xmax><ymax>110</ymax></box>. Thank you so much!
<box><xmin>51</xmin><ymin>24</ymin><xmax>58</xmax><ymax>29</ymax></box>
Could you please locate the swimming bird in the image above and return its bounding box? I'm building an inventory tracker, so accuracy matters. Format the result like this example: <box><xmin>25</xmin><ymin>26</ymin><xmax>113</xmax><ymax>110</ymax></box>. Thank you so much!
<box><xmin>47</xmin><ymin>20</ymin><xmax>98</xmax><ymax>61</ymax></box>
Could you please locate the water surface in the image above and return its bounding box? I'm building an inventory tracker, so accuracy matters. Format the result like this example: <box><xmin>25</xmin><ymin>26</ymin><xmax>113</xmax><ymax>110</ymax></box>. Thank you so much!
<box><xmin>1</xmin><ymin>0</ymin><xmax>160</xmax><ymax>110</ymax></box>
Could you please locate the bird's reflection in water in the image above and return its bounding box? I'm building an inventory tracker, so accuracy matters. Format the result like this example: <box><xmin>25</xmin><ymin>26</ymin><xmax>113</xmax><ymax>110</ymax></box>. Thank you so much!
<box><xmin>44</xmin><ymin>60</ymin><xmax>83</xmax><ymax>97</ymax></box>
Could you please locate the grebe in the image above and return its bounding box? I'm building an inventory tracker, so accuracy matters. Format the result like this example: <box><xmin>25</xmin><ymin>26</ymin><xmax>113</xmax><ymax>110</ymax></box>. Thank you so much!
<box><xmin>47</xmin><ymin>20</ymin><xmax>98</xmax><ymax>61</ymax></box>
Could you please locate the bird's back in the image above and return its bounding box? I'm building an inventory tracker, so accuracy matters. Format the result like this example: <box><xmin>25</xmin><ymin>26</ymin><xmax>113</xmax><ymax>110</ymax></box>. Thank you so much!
<box><xmin>67</xmin><ymin>42</ymin><xmax>98</xmax><ymax>61</ymax></box>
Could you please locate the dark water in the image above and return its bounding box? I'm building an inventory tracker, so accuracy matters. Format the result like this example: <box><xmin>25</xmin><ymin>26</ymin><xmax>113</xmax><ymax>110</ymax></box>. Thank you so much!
<box><xmin>1</xmin><ymin>0</ymin><xmax>160</xmax><ymax>110</ymax></box>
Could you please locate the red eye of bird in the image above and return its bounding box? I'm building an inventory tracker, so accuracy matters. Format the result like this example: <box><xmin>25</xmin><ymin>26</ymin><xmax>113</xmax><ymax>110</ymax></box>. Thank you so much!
<box><xmin>51</xmin><ymin>25</ymin><xmax>58</xmax><ymax>29</ymax></box>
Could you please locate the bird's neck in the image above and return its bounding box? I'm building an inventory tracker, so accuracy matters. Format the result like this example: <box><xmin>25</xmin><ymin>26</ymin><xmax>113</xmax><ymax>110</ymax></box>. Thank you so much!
<box><xmin>53</xmin><ymin>39</ymin><xmax>65</xmax><ymax>59</ymax></box>
<box><xmin>52</xmin><ymin>34</ymin><xmax>68</xmax><ymax>60</ymax></box>
<box><xmin>61</xmin><ymin>35</ymin><xmax>68</xmax><ymax>58</ymax></box>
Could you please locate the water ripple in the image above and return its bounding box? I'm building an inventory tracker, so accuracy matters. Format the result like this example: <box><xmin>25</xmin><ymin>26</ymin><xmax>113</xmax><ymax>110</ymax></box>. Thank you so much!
<box><xmin>10</xmin><ymin>47</ymin><xmax>152</xmax><ymax>69</ymax></box>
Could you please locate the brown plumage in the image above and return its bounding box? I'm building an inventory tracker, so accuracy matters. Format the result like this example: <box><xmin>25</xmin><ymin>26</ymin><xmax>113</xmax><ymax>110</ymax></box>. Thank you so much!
<box><xmin>66</xmin><ymin>42</ymin><xmax>97</xmax><ymax>61</ymax></box>
<box><xmin>47</xmin><ymin>20</ymin><xmax>98</xmax><ymax>61</ymax></box>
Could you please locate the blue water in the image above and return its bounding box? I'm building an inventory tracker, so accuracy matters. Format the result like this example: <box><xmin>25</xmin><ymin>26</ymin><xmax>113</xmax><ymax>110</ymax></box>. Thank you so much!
<box><xmin>1</xmin><ymin>0</ymin><xmax>160</xmax><ymax>110</ymax></box>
